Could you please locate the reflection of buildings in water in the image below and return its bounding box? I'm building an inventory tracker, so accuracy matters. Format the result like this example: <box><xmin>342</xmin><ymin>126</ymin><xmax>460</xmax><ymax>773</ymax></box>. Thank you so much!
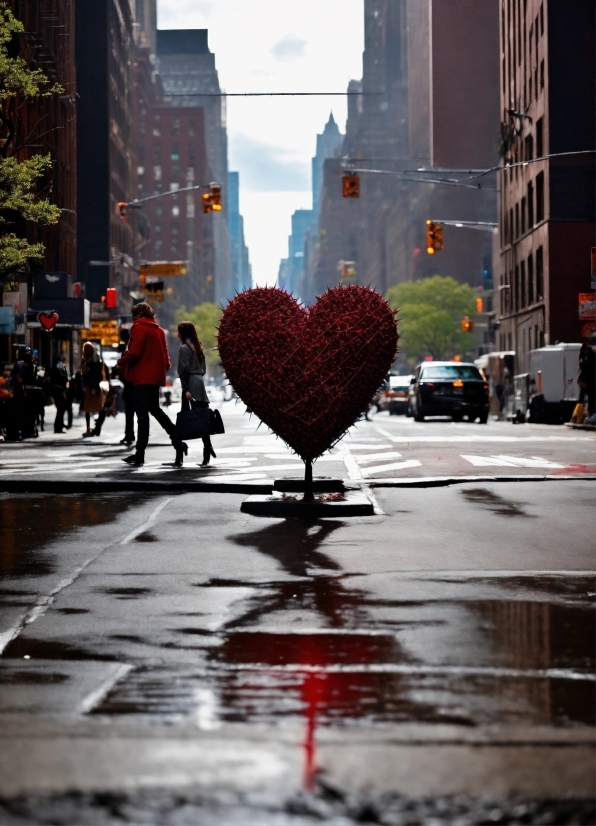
<box><xmin>484</xmin><ymin>600</ymin><xmax>551</xmax><ymax>724</ymax></box>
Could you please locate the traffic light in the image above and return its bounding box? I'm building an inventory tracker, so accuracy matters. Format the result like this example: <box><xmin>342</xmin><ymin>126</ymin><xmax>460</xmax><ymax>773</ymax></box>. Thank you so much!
<box><xmin>475</xmin><ymin>296</ymin><xmax>483</xmax><ymax>313</ymax></box>
<box><xmin>105</xmin><ymin>288</ymin><xmax>117</xmax><ymax>308</ymax></box>
<box><xmin>342</xmin><ymin>173</ymin><xmax>360</xmax><ymax>198</ymax></box>
<box><xmin>202</xmin><ymin>192</ymin><xmax>212</xmax><ymax>213</ymax></box>
<box><xmin>426</xmin><ymin>220</ymin><xmax>444</xmax><ymax>255</ymax></box>
<box><xmin>210</xmin><ymin>182</ymin><xmax>222</xmax><ymax>211</ymax></box>
<box><xmin>118</xmin><ymin>201</ymin><xmax>128</xmax><ymax>220</ymax></box>
<box><xmin>461</xmin><ymin>316</ymin><xmax>474</xmax><ymax>333</ymax></box>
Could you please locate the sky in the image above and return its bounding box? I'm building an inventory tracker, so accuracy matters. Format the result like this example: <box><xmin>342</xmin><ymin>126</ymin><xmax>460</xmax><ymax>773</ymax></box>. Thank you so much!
<box><xmin>157</xmin><ymin>0</ymin><xmax>364</xmax><ymax>285</ymax></box>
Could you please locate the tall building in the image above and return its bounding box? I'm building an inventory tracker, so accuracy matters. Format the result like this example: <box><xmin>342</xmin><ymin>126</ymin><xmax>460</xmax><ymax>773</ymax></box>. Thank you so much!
<box><xmin>75</xmin><ymin>0</ymin><xmax>136</xmax><ymax>308</ymax></box>
<box><xmin>2</xmin><ymin>0</ymin><xmax>78</xmax><ymax>368</ymax></box>
<box><xmin>228</xmin><ymin>172</ymin><xmax>252</xmax><ymax>293</ymax></box>
<box><xmin>497</xmin><ymin>0</ymin><xmax>595</xmax><ymax>370</ymax></box>
<box><xmin>312</xmin><ymin>113</ymin><xmax>343</xmax><ymax>220</ymax></box>
<box><xmin>134</xmin><ymin>0</ymin><xmax>157</xmax><ymax>54</ymax></box>
<box><xmin>156</xmin><ymin>30</ymin><xmax>233</xmax><ymax>304</ymax></box>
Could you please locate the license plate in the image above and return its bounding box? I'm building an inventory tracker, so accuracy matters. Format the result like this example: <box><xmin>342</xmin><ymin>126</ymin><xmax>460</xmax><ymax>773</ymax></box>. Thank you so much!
<box><xmin>453</xmin><ymin>388</ymin><xmax>463</xmax><ymax>395</ymax></box>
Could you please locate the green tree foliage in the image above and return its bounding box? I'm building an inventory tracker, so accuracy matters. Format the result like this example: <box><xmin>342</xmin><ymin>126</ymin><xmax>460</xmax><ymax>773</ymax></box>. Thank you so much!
<box><xmin>386</xmin><ymin>276</ymin><xmax>477</xmax><ymax>363</ymax></box>
<box><xmin>175</xmin><ymin>302</ymin><xmax>222</xmax><ymax>368</ymax></box>
<box><xmin>0</xmin><ymin>3</ymin><xmax>63</xmax><ymax>279</ymax></box>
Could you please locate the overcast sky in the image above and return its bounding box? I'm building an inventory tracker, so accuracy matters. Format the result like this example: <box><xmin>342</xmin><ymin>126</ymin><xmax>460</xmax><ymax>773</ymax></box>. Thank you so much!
<box><xmin>157</xmin><ymin>0</ymin><xmax>364</xmax><ymax>286</ymax></box>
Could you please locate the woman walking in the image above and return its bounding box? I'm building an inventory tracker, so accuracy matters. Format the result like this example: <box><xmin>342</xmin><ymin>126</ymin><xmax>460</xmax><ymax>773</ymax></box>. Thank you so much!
<box><xmin>81</xmin><ymin>342</ymin><xmax>108</xmax><ymax>437</ymax></box>
<box><xmin>177</xmin><ymin>321</ymin><xmax>216</xmax><ymax>468</ymax></box>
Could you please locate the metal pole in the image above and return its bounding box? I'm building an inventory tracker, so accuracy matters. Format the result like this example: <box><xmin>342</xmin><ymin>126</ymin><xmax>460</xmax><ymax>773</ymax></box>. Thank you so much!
<box><xmin>304</xmin><ymin>459</ymin><xmax>314</xmax><ymax>501</ymax></box>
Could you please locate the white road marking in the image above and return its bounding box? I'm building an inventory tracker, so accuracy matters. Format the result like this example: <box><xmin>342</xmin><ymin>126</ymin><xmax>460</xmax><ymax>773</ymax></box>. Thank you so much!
<box><xmin>79</xmin><ymin>664</ymin><xmax>133</xmax><ymax>714</ymax></box>
<box><xmin>338</xmin><ymin>444</ymin><xmax>385</xmax><ymax>515</ymax></box>
<box><xmin>355</xmin><ymin>451</ymin><xmax>403</xmax><ymax>463</ymax></box>
<box><xmin>120</xmin><ymin>497</ymin><xmax>173</xmax><ymax>544</ymax></box>
<box><xmin>205</xmin><ymin>472</ymin><xmax>267</xmax><ymax>481</ymax></box>
<box><xmin>461</xmin><ymin>455</ymin><xmax>565</xmax><ymax>468</ymax></box>
<box><xmin>219</xmin><ymin>463</ymin><xmax>303</xmax><ymax>473</ymax></box>
<box><xmin>376</xmin><ymin>432</ymin><xmax>593</xmax><ymax>444</ymax></box>
<box><xmin>360</xmin><ymin>460</ymin><xmax>423</xmax><ymax>476</ymax></box>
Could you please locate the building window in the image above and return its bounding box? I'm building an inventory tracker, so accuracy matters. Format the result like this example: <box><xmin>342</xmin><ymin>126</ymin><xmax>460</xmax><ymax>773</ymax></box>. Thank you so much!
<box><xmin>187</xmin><ymin>194</ymin><xmax>195</xmax><ymax>218</ymax></box>
<box><xmin>171</xmin><ymin>165</ymin><xmax>180</xmax><ymax>179</ymax></box>
<box><xmin>137</xmin><ymin>144</ymin><xmax>145</xmax><ymax>161</ymax></box>
<box><xmin>503</xmin><ymin>211</ymin><xmax>509</xmax><ymax>245</ymax></box>
<box><xmin>536</xmin><ymin>171</ymin><xmax>545</xmax><ymax>221</ymax></box>
<box><xmin>189</xmin><ymin>143</ymin><xmax>196</xmax><ymax>162</ymax></box>
<box><xmin>154</xmin><ymin>224</ymin><xmax>162</xmax><ymax>234</ymax></box>
<box><xmin>153</xmin><ymin>165</ymin><xmax>161</xmax><ymax>181</ymax></box>
<box><xmin>540</xmin><ymin>2</ymin><xmax>544</xmax><ymax>35</ymax></box>
<box><xmin>156</xmin><ymin>204</ymin><xmax>163</xmax><ymax>217</ymax></box>
<box><xmin>534</xmin><ymin>68</ymin><xmax>538</xmax><ymax>98</ymax></box>
<box><xmin>536</xmin><ymin>118</ymin><xmax>543</xmax><ymax>158</ymax></box>
<box><xmin>169</xmin><ymin>183</ymin><xmax>179</xmax><ymax>192</ymax></box>
<box><xmin>139</xmin><ymin>121</ymin><xmax>146</xmax><ymax>136</ymax></box>
<box><xmin>171</xmin><ymin>143</ymin><xmax>180</xmax><ymax>161</ymax></box>
<box><xmin>189</xmin><ymin>121</ymin><xmax>196</xmax><ymax>137</ymax></box>
<box><xmin>172</xmin><ymin>205</ymin><xmax>180</xmax><ymax>217</ymax></box>
<box><xmin>137</xmin><ymin>166</ymin><xmax>145</xmax><ymax>177</ymax></box>
<box><xmin>153</xmin><ymin>143</ymin><xmax>161</xmax><ymax>160</ymax></box>
<box><xmin>155</xmin><ymin>240</ymin><xmax>162</xmax><ymax>255</ymax></box>
<box><xmin>524</xmin><ymin>134</ymin><xmax>533</xmax><ymax>161</ymax></box>
<box><xmin>529</xmin><ymin>75</ymin><xmax>532</xmax><ymax>101</ymax></box>
<box><xmin>528</xmin><ymin>253</ymin><xmax>534</xmax><ymax>304</ymax></box>
<box><xmin>186</xmin><ymin>166</ymin><xmax>195</xmax><ymax>183</ymax></box>
<box><xmin>527</xmin><ymin>181</ymin><xmax>534</xmax><ymax>227</ymax></box>
<box><xmin>514</xmin><ymin>265</ymin><xmax>520</xmax><ymax>311</ymax></box>
<box><xmin>515</xmin><ymin>203</ymin><xmax>520</xmax><ymax>238</ymax></box>
<box><xmin>509</xmin><ymin>208</ymin><xmax>513</xmax><ymax>243</ymax></box>
<box><xmin>536</xmin><ymin>246</ymin><xmax>544</xmax><ymax>299</ymax></box>
<box><xmin>171</xmin><ymin>223</ymin><xmax>179</xmax><ymax>236</ymax></box>
<box><xmin>154</xmin><ymin>183</ymin><xmax>162</xmax><ymax>194</ymax></box>
<box><xmin>520</xmin><ymin>260</ymin><xmax>526</xmax><ymax>307</ymax></box>
<box><xmin>521</xmin><ymin>197</ymin><xmax>526</xmax><ymax>234</ymax></box>
<box><xmin>540</xmin><ymin>59</ymin><xmax>544</xmax><ymax>89</ymax></box>
<box><xmin>153</xmin><ymin>116</ymin><xmax>161</xmax><ymax>136</ymax></box>
<box><xmin>172</xmin><ymin>119</ymin><xmax>180</xmax><ymax>136</ymax></box>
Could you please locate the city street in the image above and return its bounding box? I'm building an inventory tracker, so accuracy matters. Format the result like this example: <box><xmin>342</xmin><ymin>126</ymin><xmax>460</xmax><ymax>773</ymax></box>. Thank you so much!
<box><xmin>0</xmin><ymin>402</ymin><xmax>594</xmax><ymax>823</ymax></box>
<box><xmin>1</xmin><ymin>397</ymin><xmax>595</xmax><ymax>487</ymax></box>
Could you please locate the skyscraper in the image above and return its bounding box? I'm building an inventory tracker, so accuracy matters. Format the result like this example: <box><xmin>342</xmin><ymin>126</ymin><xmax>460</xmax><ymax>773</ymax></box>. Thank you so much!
<box><xmin>228</xmin><ymin>172</ymin><xmax>252</xmax><ymax>293</ymax></box>
<box><xmin>312</xmin><ymin>113</ymin><xmax>343</xmax><ymax>220</ymax></box>
<box><xmin>156</xmin><ymin>30</ymin><xmax>233</xmax><ymax>304</ymax></box>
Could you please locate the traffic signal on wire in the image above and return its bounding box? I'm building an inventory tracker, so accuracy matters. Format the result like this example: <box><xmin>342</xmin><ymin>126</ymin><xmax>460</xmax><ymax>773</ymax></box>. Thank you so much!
<box><xmin>118</xmin><ymin>201</ymin><xmax>128</xmax><ymax>220</ymax></box>
<box><xmin>426</xmin><ymin>220</ymin><xmax>444</xmax><ymax>255</ymax></box>
<box><xmin>202</xmin><ymin>192</ymin><xmax>212</xmax><ymax>213</ymax></box>
<box><xmin>342</xmin><ymin>173</ymin><xmax>360</xmax><ymax>198</ymax></box>
<box><xmin>476</xmin><ymin>297</ymin><xmax>483</xmax><ymax>313</ymax></box>
<box><xmin>461</xmin><ymin>316</ymin><xmax>474</xmax><ymax>333</ymax></box>
<box><xmin>210</xmin><ymin>182</ymin><xmax>222</xmax><ymax>211</ymax></box>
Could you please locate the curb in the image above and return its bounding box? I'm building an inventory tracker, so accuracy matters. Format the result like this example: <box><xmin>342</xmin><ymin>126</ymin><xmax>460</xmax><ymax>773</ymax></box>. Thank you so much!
<box><xmin>0</xmin><ymin>474</ymin><xmax>593</xmax><ymax>495</ymax></box>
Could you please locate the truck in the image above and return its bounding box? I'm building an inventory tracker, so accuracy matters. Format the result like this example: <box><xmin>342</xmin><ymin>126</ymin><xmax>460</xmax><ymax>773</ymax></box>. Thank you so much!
<box><xmin>525</xmin><ymin>343</ymin><xmax>582</xmax><ymax>424</ymax></box>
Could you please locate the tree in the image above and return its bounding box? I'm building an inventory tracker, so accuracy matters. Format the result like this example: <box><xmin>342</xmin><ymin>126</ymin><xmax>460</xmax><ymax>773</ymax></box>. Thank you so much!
<box><xmin>386</xmin><ymin>276</ymin><xmax>477</xmax><ymax>364</ymax></box>
<box><xmin>0</xmin><ymin>4</ymin><xmax>63</xmax><ymax>281</ymax></box>
<box><xmin>175</xmin><ymin>302</ymin><xmax>222</xmax><ymax>369</ymax></box>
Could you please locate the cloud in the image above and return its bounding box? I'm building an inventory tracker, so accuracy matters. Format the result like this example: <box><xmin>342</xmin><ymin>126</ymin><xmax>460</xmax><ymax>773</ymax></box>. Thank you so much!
<box><xmin>229</xmin><ymin>134</ymin><xmax>310</xmax><ymax>193</ymax></box>
<box><xmin>271</xmin><ymin>34</ymin><xmax>308</xmax><ymax>62</ymax></box>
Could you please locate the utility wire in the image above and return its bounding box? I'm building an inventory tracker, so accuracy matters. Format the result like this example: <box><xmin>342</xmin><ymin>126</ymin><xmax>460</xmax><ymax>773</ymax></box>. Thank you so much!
<box><xmin>166</xmin><ymin>91</ymin><xmax>376</xmax><ymax>97</ymax></box>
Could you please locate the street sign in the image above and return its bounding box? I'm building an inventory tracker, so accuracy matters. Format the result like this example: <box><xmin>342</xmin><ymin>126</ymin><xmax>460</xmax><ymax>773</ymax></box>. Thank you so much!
<box><xmin>581</xmin><ymin>322</ymin><xmax>595</xmax><ymax>340</ymax></box>
<box><xmin>81</xmin><ymin>320</ymin><xmax>120</xmax><ymax>345</ymax></box>
<box><xmin>139</xmin><ymin>261</ymin><xmax>187</xmax><ymax>277</ymax></box>
<box><xmin>578</xmin><ymin>293</ymin><xmax>596</xmax><ymax>319</ymax></box>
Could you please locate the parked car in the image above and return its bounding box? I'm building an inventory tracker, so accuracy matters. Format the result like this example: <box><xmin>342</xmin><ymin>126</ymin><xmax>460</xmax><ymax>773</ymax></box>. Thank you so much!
<box><xmin>408</xmin><ymin>361</ymin><xmax>490</xmax><ymax>422</ymax></box>
<box><xmin>381</xmin><ymin>374</ymin><xmax>413</xmax><ymax>415</ymax></box>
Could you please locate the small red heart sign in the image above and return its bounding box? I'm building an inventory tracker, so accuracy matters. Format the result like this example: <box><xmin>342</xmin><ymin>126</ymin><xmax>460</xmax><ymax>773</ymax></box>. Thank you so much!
<box><xmin>38</xmin><ymin>311</ymin><xmax>59</xmax><ymax>331</ymax></box>
<box><xmin>218</xmin><ymin>285</ymin><xmax>398</xmax><ymax>461</ymax></box>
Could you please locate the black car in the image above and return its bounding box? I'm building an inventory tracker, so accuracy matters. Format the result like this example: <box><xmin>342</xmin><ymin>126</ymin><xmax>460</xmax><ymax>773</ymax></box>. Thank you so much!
<box><xmin>408</xmin><ymin>361</ymin><xmax>490</xmax><ymax>423</ymax></box>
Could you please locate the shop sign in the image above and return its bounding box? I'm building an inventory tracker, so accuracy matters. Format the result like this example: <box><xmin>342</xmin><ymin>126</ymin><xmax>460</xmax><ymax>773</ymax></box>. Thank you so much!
<box><xmin>81</xmin><ymin>320</ymin><xmax>120</xmax><ymax>345</ymax></box>
<box><xmin>578</xmin><ymin>293</ymin><xmax>596</xmax><ymax>319</ymax></box>
<box><xmin>139</xmin><ymin>261</ymin><xmax>187</xmax><ymax>277</ymax></box>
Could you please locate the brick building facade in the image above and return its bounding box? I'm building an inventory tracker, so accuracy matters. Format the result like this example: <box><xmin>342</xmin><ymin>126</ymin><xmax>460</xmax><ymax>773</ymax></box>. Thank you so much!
<box><xmin>497</xmin><ymin>0</ymin><xmax>595</xmax><ymax>370</ymax></box>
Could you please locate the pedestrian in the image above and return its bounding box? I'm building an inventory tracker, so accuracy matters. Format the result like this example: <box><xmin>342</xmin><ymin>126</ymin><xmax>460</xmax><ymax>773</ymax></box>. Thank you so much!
<box><xmin>66</xmin><ymin>370</ymin><xmax>83</xmax><ymax>429</ymax></box>
<box><xmin>7</xmin><ymin>346</ymin><xmax>35</xmax><ymax>440</ymax></box>
<box><xmin>116</xmin><ymin>302</ymin><xmax>186</xmax><ymax>466</ymax></box>
<box><xmin>81</xmin><ymin>342</ymin><xmax>108</xmax><ymax>437</ymax></box>
<box><xmin>49</xmin><ymin>354</ymin><xmax>69</xmax><ymax>433</ymax></box>
<box><xmin>112</xmin><ymin>362</ymin><xmax>135</xmax><ymax>446</ymax></box>
<box><xmin>177</xmin><ymin>321</ymin><xmax>217</xmax><ymax>468</ymax></box>
<box><xmin>578</xmin><ymin>342</ymin><xmax>595</xmax><ymax>422</ymax></box>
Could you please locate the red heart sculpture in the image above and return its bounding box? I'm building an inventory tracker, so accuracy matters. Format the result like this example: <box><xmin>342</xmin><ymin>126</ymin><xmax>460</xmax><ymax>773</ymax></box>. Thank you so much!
<box><xmin>38</xmin><ymin>311</ymin><xmax>59</xmax><ymax>331</ymax></box>
<box><xmin>218</xmin><ymin>286</ymin><xmax>398</xmax><ymax>461</ymax></box>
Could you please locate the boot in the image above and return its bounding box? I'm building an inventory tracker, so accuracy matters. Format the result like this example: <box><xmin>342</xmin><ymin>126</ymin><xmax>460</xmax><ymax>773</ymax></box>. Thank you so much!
<box><xmin>172</xmin><ymin>441</ymin><xmax>188</xmax><ymax>468</ymax></box>
<box><xmin>123</xmin><ymin>453</ymin><xmax>144</xmax><ymax>466</ymax></box>
<box><xmin>200</xmin><ymin>438</ymin><xmax>216</xmax><ymax>467</ymax></box>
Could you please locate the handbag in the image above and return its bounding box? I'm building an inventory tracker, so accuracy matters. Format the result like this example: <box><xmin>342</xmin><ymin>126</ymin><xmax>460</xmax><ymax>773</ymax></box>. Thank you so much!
<box><xmin>175</xmin><ymin>407</ymin><xmax>212</xmax><ymax>440</ymax></box>
<box><xmin>209</xmin><ymin>408</ymin><xmax>225</xmax><ymax>434</ymax></box>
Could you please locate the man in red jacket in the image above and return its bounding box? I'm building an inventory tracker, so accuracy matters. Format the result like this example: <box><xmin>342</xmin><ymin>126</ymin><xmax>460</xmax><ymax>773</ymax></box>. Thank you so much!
<box><xmin>117</xmin><ymin>303</ymin><xmax>183</xmax><ymax>466</ymax></box>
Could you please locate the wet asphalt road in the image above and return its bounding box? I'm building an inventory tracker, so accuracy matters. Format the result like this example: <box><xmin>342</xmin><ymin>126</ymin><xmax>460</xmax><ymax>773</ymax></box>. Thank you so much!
<box><xmin>0</xmin><ymin>405</ymin><xmax>594</xmax><ymax>824</ymax></box>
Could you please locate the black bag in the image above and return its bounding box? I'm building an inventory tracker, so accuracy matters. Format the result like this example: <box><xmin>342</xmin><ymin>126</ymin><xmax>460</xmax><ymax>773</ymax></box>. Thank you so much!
<box><xmin>175</xmin><ymin>406</ymin><xmax>225</xmax><ymax>440</ymax></box>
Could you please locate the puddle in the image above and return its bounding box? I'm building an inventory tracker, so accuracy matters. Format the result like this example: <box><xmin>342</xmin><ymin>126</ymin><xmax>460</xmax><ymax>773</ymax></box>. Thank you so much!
<box><xmin>2</xmin><ymin>638</ymin><xmax>118</xmax><ymax>661</ymax></box>
<box><xmin>461</xmin><ymin>488</ymin><xmax>534</xmax><ymax>517</ymax></box>
<box><xmin>101</xmin><ymin>587</ymin><xmax>153</xmax><ymax>599</ymax></box>
<box><xmin>0</xmin><ymin>494</ymin><xmax>143</xmax><ymax>579</ymax></box>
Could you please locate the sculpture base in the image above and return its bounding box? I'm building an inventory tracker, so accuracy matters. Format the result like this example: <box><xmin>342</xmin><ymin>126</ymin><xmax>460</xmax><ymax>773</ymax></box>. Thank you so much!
<box><xmin>240</xmin><ymin>490</ymin><xmax>374</xmax><ymax>518</ymax></box>
<box><xmin>273</xmin><ymin>476</ymin><xmax>345</xmax><ymax>493</ymax></box>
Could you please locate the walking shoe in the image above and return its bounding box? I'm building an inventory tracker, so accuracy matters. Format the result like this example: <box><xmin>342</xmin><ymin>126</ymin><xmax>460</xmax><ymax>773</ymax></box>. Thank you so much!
<box><xmin>120</xmin><ymin>437</ymin><xmax>135</xmax><ymax>445</ymax></box>
<box><xmin>122</xmin><ymin>454</ymin><xmax>144</xmax><ymax>466</ymax></box>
